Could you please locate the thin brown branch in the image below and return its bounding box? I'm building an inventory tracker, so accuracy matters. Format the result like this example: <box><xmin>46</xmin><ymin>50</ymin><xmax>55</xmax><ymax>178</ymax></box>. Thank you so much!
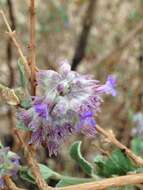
<box><xmin>71</xmin><ymin>0</ymin><xmax>97</xmax><ymax>70</ymax></box>
<box><xmin>29</xmin><ymin>0</ymin><xmax>36</xmax><ymax>95</ymax></box>
<box><xmin>96</xmin><ymin>124</ymin><xmax>143</xmax><ymax>166</ymax></box>
<box><xmin>58</xmin><ymin>173</ymin><xmax>143</xmax><ymax>190</ymax></box>
<box><xmin>4</xmin><ymin>176</ymin><xmax>25</xmax><ymax>190</ymax></box>
<box><xmin>0</xmin><ymin>9</ymin><xmax>30</xmax><ymax>78</ymax></box>
<box><xmin>6</xmin><ymin>0</ymin><xmax>16</xmax><ymax>151</ymax></box>
<box><xmin>7</xmin><ymin>0</ymin><xmax>16</xmax><ymax>87</ymax></box>
<box><xmin>14</xmin><ymin>129</ymin><xmax>51</xmax><ymax>190</ymax></box>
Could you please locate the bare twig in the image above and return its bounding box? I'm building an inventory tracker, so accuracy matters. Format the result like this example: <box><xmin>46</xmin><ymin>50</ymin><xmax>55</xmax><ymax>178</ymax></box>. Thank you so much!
<box><xmin>29</xmin><ymin>0</ymin><xmax>36</xmax><ymax>95</ymax></box>
<box><xmin>96</xmin><ymin>124</ymin><xmax>143</xmax><ymax>166</ymax></box>
<box><xmin>4</xmin><ymin>176</ymin><xmax>25</xmax><ymax>190</ymax></box>
<box><xmin>0</xmin><ymin>9</ymin><xmax>30</xmax><ymax>77</ymax></box>
<box><xmin>14</xmin><ymin>129</ymin><xmax>51</xmax><ymax>190</ymax></box>
<box><xmin>71</xmin><ymin>0</ymin><xmax>97</xmax><ymax>70</ymax></box>
<box><xmin>6</xmin><ymin>0</ymin><xmax>16</xmax><ymax>153</ymax></box>
<box><xmin>58</xmin><ymin>173</ymin><xmax>143</xmax><ymax>190</ymax></box>
<box><xmin>7</xmin><ymin>0</ymin><xmax>16</xmax><ymax>87</ymax></box>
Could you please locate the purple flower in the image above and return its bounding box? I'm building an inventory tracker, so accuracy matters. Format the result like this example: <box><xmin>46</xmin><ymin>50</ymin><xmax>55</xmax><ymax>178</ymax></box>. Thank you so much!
<box><xmin>34</xmin><ymin>103</ymin><xmax>48</xmax><ymax>118</ymax></box>
<box><xmin>96</xmin><ymin>75</ymin><xmax>116</xmax><ymax>96</ymax></box>
<box><xmin>17</xmin><ymin>60</ymin><xmax>116</xmax><ymax>156</ymax></box>
<box><xmin>77</xmin><ymin>111</ymin><xmax>96</xmax><ymax>137</ymax></box>
<box><xmin>0</xmin><ymin>147</ymin><xmax>20</xmax><ymax>188</ymax></box>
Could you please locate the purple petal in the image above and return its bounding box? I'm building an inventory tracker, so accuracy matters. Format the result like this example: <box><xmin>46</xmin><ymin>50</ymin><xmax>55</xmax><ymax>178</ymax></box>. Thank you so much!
<box><xmin>80</xmin><ymin>117</ymin><xmax>96</xmax><ymax>137</ymax></box>
<box><xmin>34</xmin><ymin>103</ymin><xmax>48</xmax><ymax>118</ymax></box>
<box><xmin>17</xmin><ymin>109</ymin><xmax>32</xmax><ymax>126</ymax></box>
<box><xmin>29</xmin><ymin>127</ymin><xmax>43</xmax><ymax>145</ymax></box>
<box><xmin>80</xmin><ymin>111</ymin><xmax>93</xmax><ymax>119</ymax></box>
<box><xmin>96</xmin><ymin>75</ymin><xmax>116</xmax><ymax>96</ymax></box>
<box><xmin>47</xmin><ymin>140</ymin><xmax>59</xmax><ymax>157</ymax></box>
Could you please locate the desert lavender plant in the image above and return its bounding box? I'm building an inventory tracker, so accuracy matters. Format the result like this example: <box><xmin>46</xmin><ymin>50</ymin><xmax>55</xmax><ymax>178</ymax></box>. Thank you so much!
<box><xmin>17</xmin><ymin>60</ymin><xmax>116</xmax><ymax>156</ymax></box>
<box><xmin>0</xmin><ymin>146</ymin><xmax>20</xmax><ymax>188</ymax></box>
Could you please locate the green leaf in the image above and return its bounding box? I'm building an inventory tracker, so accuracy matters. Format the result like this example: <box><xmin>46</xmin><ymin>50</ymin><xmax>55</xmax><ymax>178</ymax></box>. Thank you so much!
<box><xmin>94</xmin><ymin>149</ymin><xmax>136</xmax><ymax>177</ymax></box>
<box><xmin>94</xmin><ymin>155</ymin><xmax>106</xmax><ymax>167</ymax></box>
<box><xmin>131</xmin><ymin>137</ymin><xmax>143</xmax><ymax>156</ymax></box>
<box><xmin>20</xmin><ymin>164</ymin><xmax>61</xmax><ymax>184</ymax></box>
<box><xmin>20</xmin><ymin>167</ymin><xmax>35</xmax><ymax>184</ymax></box>
<box><xmin>20</xmin><ymin>98</ymin><xmax>32</xmax><ymax>109</ymax></box>
<box><xmin>56</xmin><ymin>176</ymin><xmax>94</xmax><ymax>187</ymax></box>
<box><xmin>70</xmin><ymin>141</ymin><xmax>94</xmax><ymax>176</ymax></box>
<box><xmin>17</xmin><ymin>58</ymin><xmax>28</xmax><ymax>88</ymax></box>
<box><xmin>38</xmin><ymin>164</ymin><xmax>61</xmax><ymax>180</ymax></box>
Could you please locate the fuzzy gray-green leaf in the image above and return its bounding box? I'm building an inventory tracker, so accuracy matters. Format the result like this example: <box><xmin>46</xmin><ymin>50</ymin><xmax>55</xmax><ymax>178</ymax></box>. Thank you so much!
<box><xmin>70</xmin><ymin>141</ymin><xmax>94</xmax><ymax>176</ymax></box>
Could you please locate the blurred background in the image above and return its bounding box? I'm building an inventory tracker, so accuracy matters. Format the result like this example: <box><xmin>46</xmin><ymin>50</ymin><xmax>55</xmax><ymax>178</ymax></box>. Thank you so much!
<box><xmin>0</xmin><ymin>0</ymin><xmax>143</xmax><ymax>188</ymax></box>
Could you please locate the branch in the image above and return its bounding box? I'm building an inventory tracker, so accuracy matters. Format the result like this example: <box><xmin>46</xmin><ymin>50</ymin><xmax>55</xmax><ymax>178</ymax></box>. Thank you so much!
<box><xmin>71</xmin><ymin>0</ymin><xmax>97</xmax><ymax>70</ymax></box>
<box><xmin>29</xmin><ymin>0</ymin><xmax>36</xmax><ymax>95</ymax></box>
<box><xmin>6</xmin><ymin>0</ymin><xmax>16</xmax><ymax>152</ymax></box>
<box><xmin>0</xmin><ymin>10</ymin><xmax>30</xmax><ymax>78</ymax></box>
<box><xmin>14</xmin><ymin>129</ymin><xmax>51</xmax><ymax>190</ymax></box>
<box><xmin>4</xmin><ymin>176</ymin><xmax>25</xmax><ymax>190</ymax></box>
<box><xmin>58</xmin><ymin>173</ymin><xmax>143</xmax><ymax>190</ymax></box>
<box><xmin>7</xmin><ymin>0</ymin><xmax>16</xmax><ymax>87</ymax></box>
<box><xmin>96</xmin><ymin>125</ymin><xmax>143</xmax><ymax>166</ymax></box>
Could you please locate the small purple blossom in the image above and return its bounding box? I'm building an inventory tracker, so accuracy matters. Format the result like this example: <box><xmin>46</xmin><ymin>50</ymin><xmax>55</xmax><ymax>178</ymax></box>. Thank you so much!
<box><xmin>96</xmin><ymin>75</ymin><xmax>116</xmax><ymax>96</ymax></box>
<box><xmin>34</xmin><ymin>103</ymin><xmax>48</xmax><ymax>118</ymax></box>
<box><xmin>17</xmin><ymin>60</ymin><xmax>116</xmax><ymax>156</ymax></box>
<box><xmin>0</xmin><ymin>147</ymin><xmax>20</xmax><ymax>188</ymax></box>
<box><xmin>77</xmin><ymin>111</ymin><xmax>96</xmax><ymax>137</ymax></box>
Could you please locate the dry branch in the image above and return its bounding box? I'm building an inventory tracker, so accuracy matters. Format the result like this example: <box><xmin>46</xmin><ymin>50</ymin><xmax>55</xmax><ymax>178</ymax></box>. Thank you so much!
<box><xmin>96</xmin><ymin>125</ymin><xmax>143</xmax><ymax>166</ymax></box>
<box><xmin>14</xmin><ymin>129</ymin><xmax>51</xmax><ymax>190</ymax></box>
<box><xmin>58</xmin><ymin>173</ymin><xmax>143</xmax><ymax>190</ymax></box>
<box><xmin>71</xmin><ymin>0</ymin><xmax>97</xmax><ymax>70</ymax></box>
<box><xmin>29</xmin><ymin>0</ymin><xmax>36</xmax><ymax>95</ymax></box>
<box><xmin>7</xmin><ymin>0</ymin><xmax>16</xmax><ymax>87</ymax></box>
<box><xmin>4</xmin><ymin>176</ymin><xmax>25</xmax><ymax>190</ymax></box>
<box><xmin>0</xmin><ymin>10</ymin><xmax>30</xmax><ymax>77</ymax></box>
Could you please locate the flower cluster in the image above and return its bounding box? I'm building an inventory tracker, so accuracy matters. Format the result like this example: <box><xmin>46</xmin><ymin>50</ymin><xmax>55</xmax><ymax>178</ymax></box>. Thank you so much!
<box><xmin>0</xmin><ymin>147</ymin><xmax>20</xmax><ymax>189</ymax></box>
<box><xmin>17</xmin><ymin>60</ymin><xmax>116</xmax><ymax>156</ymax></box>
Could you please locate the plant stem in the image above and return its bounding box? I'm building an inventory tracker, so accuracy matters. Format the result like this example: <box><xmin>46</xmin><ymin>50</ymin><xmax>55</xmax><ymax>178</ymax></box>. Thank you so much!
<box><xmin>14</xmin><ymin>129</ymin><xmax>51</xmax><ymax>190</ymax></box>
<box><xmin>4</xmin><ymin>176</ymin><xmax>25</xmax><ymax>190</ymax></box>
<box><xmin>29</xmin><ymin>0</ymin><xmax>36</xmax><ymax>95</ymax></box>
<box><xmin>0</xmin><ymin>10</ymin><xmax>30</xmax><ymax>78</ymax></box>
<box><xmin>58</xmin><ymin>173</ymin><xmax>143</xmax><ymax>190</ymax></box>
<box><xmin>96</xmin><ymin>124</ymin><xmax>143</xmax><ymax>166</ymax></box>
